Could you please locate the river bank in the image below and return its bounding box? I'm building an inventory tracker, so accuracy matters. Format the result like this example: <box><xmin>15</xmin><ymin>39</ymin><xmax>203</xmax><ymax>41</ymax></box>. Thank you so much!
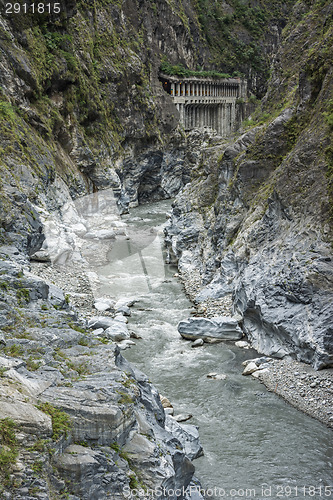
<box><xmin>177</xmin><ymin>267</ymin><xmax>333</xmax><ymax>429</ymax></box>
<box><xmin>26</xmin><ymin>198</ymin><xmax>333</xmax><ymax>499</ymax></box>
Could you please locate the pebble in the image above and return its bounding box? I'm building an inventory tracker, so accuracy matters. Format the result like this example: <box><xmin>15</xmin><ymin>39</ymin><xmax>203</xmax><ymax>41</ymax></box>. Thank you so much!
<box><xmin>191</xmin><ymin>339</ymin><xmax>204</xmax><ymax>348</ymax></box>
<box><xmin>173</xmin><ymin>414</ymin><xmax>192</xmax><ymax>422</ymax></box>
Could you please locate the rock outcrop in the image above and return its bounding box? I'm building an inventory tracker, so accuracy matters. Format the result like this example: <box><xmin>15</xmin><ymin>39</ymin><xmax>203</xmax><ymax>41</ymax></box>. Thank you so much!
<box><xmin>178</xmin><ymin>316</ymin><xmax>243</xmax><ymax>342</ymax></box>
<box><xmin>165</xmin><ymin>1</ymin><xmax>333</xmax><ymax>370</ymax></box>
<box><xmin>0</xmin><ymin>245</ymin><xmax>202</xmax><ymax>498</ymax></box>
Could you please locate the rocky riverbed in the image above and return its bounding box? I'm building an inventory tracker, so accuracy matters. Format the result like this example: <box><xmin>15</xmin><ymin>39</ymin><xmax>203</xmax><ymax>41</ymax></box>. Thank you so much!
<box><xmin>0</xmin><ymin>243</ymin><xmax>204</xmax><ymax>499</ymax></box>
<box><xmin>176</xmin><ymin>267</ymin><xmax>333</xmax><ymax>429</ymax></box>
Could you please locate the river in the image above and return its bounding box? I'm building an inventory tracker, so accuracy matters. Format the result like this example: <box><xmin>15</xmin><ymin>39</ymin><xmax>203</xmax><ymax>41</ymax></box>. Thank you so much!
<box><xmin>90</xmin><ymin>198</ymin><xmax>333</xmax><ymax>500</ymax></box>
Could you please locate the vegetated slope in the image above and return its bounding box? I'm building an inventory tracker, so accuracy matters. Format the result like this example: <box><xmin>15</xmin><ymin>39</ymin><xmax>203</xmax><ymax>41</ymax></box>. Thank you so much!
<box><xmin>166</xmin><ymin>0</ymin><xmax>333</xmax><ymax>369</ymax></box>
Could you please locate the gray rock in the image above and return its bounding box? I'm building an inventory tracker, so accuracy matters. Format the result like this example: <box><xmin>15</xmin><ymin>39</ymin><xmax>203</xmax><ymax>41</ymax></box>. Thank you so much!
<box><xmin>115</xmin><ymin>305</ymin><xmax>131</xmax><ymax>316</ymax></box>
<box><xmin>30</xmin><ymin>249</ymin><xmax>51</xmax><ymax>262</ymax></box>
<box><xmin>235</xmin><ymin>340</ymin><xmax>250</xmax><ymax>349</ymax></box>
<box><xmin>114</xmin><ymin>314</ymin><xmax>128</xmax><ymax>323</ymax></box>
<box><xmin>93</xmin><ymin>299</ymin><xmax>114</xmax><ymax>312</ymax></box>
<box><xmin>242</xmin><ymin>361</ymin><xmax>259</xmax><ymax>376</ymax></box>
<box><xmin>165</xmin><ymin>416</ymin><xmax>203</xmax><ymax>461</ymax></box>
<box><xmin>48</xmin><ymin>284</ymin><xmax>67</xmax><ymax>309</ymax></box>
<box><xmin>191</xmin><ymin>338</ymin><xmax>204</xmax><ymax>348</ymax></box>
<box><xmin>178</xmin><ymin>316</ymin><xmax>243</xmax><ymax>342</ymax></box>
<box><xmin>88</xmin><ymin>316</ymin><xmax>118</xmax><ymax>330</ymax></box>
<box><xmin>115</xmin><ymin>298</ymin><xmax>136</xmax><ymax>309</ymax></box>
<box><xmin>92</xmin><ymin>328</ymin><xmax>105</xmax><ymax>337</ymax></box>
<box><xmin>173</xmin><ymin>414</ymin><xmax>192</xmax><ymax>422</ymax></box>
<box><xmin>104</xmin><ymin>322</ymin><xmax>130</xmax><ymax>341</ymax></box>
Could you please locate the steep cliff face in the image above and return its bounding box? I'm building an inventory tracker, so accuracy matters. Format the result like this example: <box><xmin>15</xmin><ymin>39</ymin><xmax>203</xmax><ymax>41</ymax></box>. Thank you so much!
<box><xmin>165</xmin><ymin>0</ymin><xmax>333</xmax><ymax>369</ymax></box>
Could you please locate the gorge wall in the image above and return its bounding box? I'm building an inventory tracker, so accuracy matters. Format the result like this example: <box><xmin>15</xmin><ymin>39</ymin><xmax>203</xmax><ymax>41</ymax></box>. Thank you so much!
<box><xmin>165</xmin><ymin>0</ymin><xmax>333</xmax><ymax>370</ymax></box>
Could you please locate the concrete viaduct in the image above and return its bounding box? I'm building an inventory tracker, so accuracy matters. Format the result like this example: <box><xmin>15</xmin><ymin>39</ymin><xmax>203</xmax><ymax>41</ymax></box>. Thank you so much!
<box><xmin>160</xmin><ymin>73</ymin><xmax>247</xmax><ymax>136</ymax></box>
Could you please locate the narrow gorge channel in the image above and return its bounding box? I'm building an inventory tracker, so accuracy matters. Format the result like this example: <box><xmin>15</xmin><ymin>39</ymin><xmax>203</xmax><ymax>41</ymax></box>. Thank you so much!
<box><xmin>88</xmin><ymin>199</ymin><xmax>333</xmax><ymax>498</ymax></box>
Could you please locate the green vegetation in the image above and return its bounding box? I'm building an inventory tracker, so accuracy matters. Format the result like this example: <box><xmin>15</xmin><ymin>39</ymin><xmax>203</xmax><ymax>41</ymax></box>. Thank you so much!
<box><xmin>26</xmin><ymin>357</ymin><xmax>42</xmax><ymax>372</ymax></box>
<box><xmin>0</xmin><ymin>366</ymin><xmax>9</xmax><ymax>377</ymax></box>
<box><xmin>111</xmin><ymin>442</ymin><xmax>131</xmax><ymax>462</ymax></box>
<box><xmin>3</xmin><ymin>344</ymin><xmax>24</xmax><ymax>358</ymax></box>
<box><xmin>160</xmin><ymin>59</ymin><xmax>235</xmax><ymax>79</ymax></box>
<box><xmin>0</xmin><ymin>101</ymin><xmax>17</xmax><ymax>122</ymax></box>
<box><xmin>192</xmin><ymin>0</ymin><xmax>294</xmax><ymax>85</ymax></box>
<box><xmin>16</xmin><ymin>288</ymin><xmax>30</xmax><ymax>306</ymax></box>
<box><xmin>66</xmin><ymin>359</ymin><xmax>91</xmax><ymax>376</ymax></box>
<box><xmin>67</xmin><ymin>322</ymin><xmax>87</xmax><ymax>334</ymax></box>
<box><xmin>27</xmin><ymin>439</ymin><xmax>48</xmax><ymax>452</ymax></box>
<box><xmin>324</xmin><ymin>100</ymin><xmax>333</xmax><ymax>131</ymax></box>
<box><xmin>116</xmin><ymin>390</ymin><xmax>134</xmax><ymax>405</ymax></box>
<box><xmin>78</xmin><ymin>336</ymin><xmax>90</xmax><ymax>346</ymax></box>
<box><xmin>37</xmin><ymin>403</ymin><xmax>71</xmax><ymax>441</ymax></box>
<box><xmin>0</xmin><ymin>418</ymin><xmax>18</xmax><ymax>478</ymax></box>
<box><xmin>31</xmin><ymin>459</ymin><xmax>44</xmax><ymax>474</ymax></box>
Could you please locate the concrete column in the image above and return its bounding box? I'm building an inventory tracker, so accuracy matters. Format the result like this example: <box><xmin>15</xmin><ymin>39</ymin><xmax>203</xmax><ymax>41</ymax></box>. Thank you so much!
<box><xmin>179</xmin><ymin>103</ymin><xmax>184</xmax><ymax>125</ymax></box>
<box><xmin>171</xmin><ymin>83</ymin><xmax>175</xmax><ymax>96</ymax></box>
<box><xmin>228</xmin><ymin>103</ymin><xmax>232</xmax><ymax>134</ymax></box>
<box><xmin>176</xmin><ymin>83</ymin><xmax>180</xmax><ymax>96</ymax></box>
<box><xmin>231</xmin><ymin>102</ymin><xmax>236</xmax><ymax>132</ymax></box>
<box><xmin>217</xmin><ymin>104</ymin><xmax>222</xmax><ymax>135</ymax></box>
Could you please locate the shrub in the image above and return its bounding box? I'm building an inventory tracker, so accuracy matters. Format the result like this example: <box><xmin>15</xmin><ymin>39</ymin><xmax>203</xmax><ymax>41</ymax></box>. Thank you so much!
<box><xmin>37</xmin><ymin>403</ymin><xmax>71</xmax><ymax>440</ymax></box>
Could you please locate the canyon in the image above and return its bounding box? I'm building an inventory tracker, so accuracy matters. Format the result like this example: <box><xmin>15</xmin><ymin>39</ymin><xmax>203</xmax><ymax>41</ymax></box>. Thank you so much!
<box><xmin>0</xmin><ymin>0</ymin><xmax>332</xmax><ymax>498</ymax></box>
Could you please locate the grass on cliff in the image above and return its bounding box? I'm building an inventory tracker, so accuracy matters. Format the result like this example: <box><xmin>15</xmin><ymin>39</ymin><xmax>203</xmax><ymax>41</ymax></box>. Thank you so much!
<box><xmin>0</xmin><ymin>418</ymin><xmax>18</xmax><ymax>479</ymax></box>
<box><xmin>37</xmin><ymin>403</ymin><xmax>71</xmax><ymax>441</ymax></box>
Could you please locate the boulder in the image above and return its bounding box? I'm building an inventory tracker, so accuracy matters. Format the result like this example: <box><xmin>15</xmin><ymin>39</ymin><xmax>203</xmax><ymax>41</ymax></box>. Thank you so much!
<box><xmin>88</xmin><ymin>316</ymin><xmax>117</xmax><ymax>330</ymax></box>
<box><xmin>48</xmin><ymin>284</ymin><xmax>67</xmax><ymax>309</ymax></box>
<box><xmin>114</xmin><ymin>314</ymin><xmax>128</xmax><ymax>324</ymax></box>
<box><xmin>242</xmin><ymin>361</ymin><xmax>259</xmax><ymax>376</ymax></box>
<box><xmin>104</xmin><ymin>322</ymin><xmax>130</xmax><ymax>342</ymax></box>
<box><xmin>173</xmin><ymin>414</ymin><xmax>192</xmax><ymax>423</ymax></box>
<box><xmin>93</xmin><ymin>298</ymin><xmax>114</xmax><ymax>312</ymax></box>
<box><xmin>165</xmin><ymin>416</ymin><xmax>203</xmax><ymax>461</ymax></box>
<box><xmin>235</xmin><ymin>340</ymin><xmax>250</xmax><ymax>349</ymax></box>
<box><xmin>115</xmin><ymin>305</ymin><xmax>131</xmax><ymax>316</ymax></box>
<box><xmin>178</xmin><ymin>316</ymin><xmax>243</xmax><ymax>342</ymax></box>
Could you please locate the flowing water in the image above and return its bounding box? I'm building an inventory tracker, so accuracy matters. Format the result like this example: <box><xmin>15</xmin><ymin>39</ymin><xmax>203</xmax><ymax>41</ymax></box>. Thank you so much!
<box><xmin>90</xmin><ymin>199</ymin><xmax>332</xmax><ymax>499</ymax></box>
